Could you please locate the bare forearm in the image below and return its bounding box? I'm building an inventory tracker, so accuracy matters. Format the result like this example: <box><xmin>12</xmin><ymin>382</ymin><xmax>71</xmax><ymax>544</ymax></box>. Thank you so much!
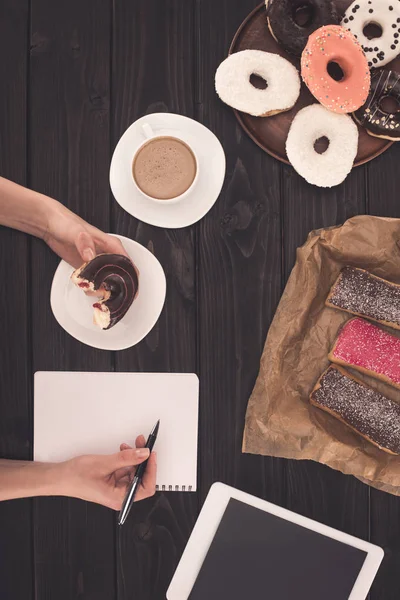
<box><xmin>0</xmin><ymin>177</ymin><xmax>62</xmax><ymax>239</ymax></box>
<box><xmin>0</xmin><ymin>460</ymin><xmax>58</xmax><ymax>501</ymax></box>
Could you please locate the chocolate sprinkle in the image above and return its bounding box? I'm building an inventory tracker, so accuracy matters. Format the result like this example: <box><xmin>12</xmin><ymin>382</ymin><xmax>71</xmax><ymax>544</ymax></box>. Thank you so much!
<box><xmin>312</xmin><ymin>367</ymin><xmax>400</xmax><ymax>454</ymax></box>
<box><xmin>328</xmin><ymin>267</ymin><xmax>400</xmax><ymax>325</ymax></box>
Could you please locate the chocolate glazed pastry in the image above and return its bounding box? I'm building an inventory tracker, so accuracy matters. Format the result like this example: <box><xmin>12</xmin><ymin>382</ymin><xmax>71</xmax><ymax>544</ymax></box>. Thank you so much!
<box><xmin>266</xmin><ymin>0</ymin><xmax>339</xmax><ymax>56</ymax></box>
<box><xmin>71</xmin><ymin>254</ymin><xmax>139</xmax><ymax>330</ymax></box>
<box><xmin>326</xmin><ymin>266</ymin><xmax>400</xmax><ymax>329</ymax></box>
<box><xmin>353</xmin><ymin>69</ymin><xmax>400</xmax><ymax>140</ymax></box>
<box><xmin>311</xmin><ymin>365</ymin><xmax>400</xmax><ymax>455</ymax></box>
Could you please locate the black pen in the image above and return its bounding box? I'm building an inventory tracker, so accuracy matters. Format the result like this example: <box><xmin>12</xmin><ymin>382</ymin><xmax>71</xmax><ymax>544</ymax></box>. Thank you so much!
<box><xmin>118</xmin><ymin>420</ymin><xmax>160</xmax><ymax>526</ymax></box>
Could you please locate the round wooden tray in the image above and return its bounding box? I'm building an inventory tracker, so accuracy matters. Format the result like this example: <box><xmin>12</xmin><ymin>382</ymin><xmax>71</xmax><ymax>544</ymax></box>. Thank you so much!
<box><xmin>229</xmin><ymin>1</ymin><xmax>397</xmax><ymax>166</ymax></box>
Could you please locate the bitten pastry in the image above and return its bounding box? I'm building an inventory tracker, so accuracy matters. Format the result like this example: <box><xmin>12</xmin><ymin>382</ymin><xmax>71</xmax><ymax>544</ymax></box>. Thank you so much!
<box><xmin>266</xmin><ymin>0</ymin><xmax>339</xmax><ymax>56</ymax></box>
<box><xmin>329</xmin><ymin>317</ymin><xmax>400</xmax><ymax>390</ymax></box>
<box><xmin>71</xmin><ymin>254</ymin><xmax>138</xmax><ymax>330</ymax></box>
<box><xmin>326</xmin><ymin>266</ymin><xmax>400</xmax><ymax>329</ymax></box>
<box><xmin>215</xmin><ymin>50</ymin><xmax>301</xmax><ymax>117</ymax></box>
<box><xmin>353</xmin><ymin>69</ymin><xmax>400</xmax><ymax>141</ymax></box>
<box><xmin>310</xmin><ymin>365</ymin><xmax>400</xmax><ymax>455</ymax></box>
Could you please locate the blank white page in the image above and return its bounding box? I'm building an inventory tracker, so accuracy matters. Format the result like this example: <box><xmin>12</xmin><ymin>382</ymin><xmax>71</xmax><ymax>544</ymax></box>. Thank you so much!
<box><xmin>34</xmin><ymin>371</ymin><xmax>199</xmax><ymax>491</ymax></box>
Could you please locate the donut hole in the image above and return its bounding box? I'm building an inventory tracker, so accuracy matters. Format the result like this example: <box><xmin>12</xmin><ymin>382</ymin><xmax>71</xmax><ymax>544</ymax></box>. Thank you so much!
<box><xmin>292</xmin><ymin>3</ymin><xmax>314</xmax><ymax>27</ymax></box>
<box><xmin>327</xmin><ymin>61</ymin><xmax>345</xmax><ymax>82</ymax></box>
<box><xmin>363</xmin><ymin>22</ymin><xmax>383</xmax><ymax>40</ymax></box>
<box><xmin>249</xmin><ymin>73</ymin><xmax>268</xmax><ymax>90</ymax></box>
<box><xmin>314</xmin><ymin>136</ymin><xmax>330</xmax><ymax>154</ymax></box>
<box><xmin>379</xmin><ymin>95</ymin><xmax>400</xmax><ymax>114</ymax></box>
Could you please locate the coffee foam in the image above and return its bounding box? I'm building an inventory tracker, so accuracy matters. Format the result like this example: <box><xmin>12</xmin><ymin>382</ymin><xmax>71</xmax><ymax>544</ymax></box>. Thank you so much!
<box><xmin>132</xmin><ymin>137</ymin><xmax>196</xmax><ymax>200</ymax></box>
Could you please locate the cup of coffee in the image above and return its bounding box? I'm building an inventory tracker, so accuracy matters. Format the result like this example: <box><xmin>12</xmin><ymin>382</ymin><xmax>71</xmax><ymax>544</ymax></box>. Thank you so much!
<box><xmin>132</xmin><ymin>123</ymin><xmax>198</xmax><ymax>203</ymax></box>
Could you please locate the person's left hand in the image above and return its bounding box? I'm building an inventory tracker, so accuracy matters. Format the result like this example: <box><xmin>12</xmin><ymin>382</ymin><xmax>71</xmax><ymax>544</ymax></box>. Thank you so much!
<box><xmin>56</xmin><ymin>436</ymin><xmax>157</xmax><ymax>510</ymax></box>
<box><xmin>43</xmin><ymin>203</ymin><xmax>128</xmax><ymax>268</ymax></box>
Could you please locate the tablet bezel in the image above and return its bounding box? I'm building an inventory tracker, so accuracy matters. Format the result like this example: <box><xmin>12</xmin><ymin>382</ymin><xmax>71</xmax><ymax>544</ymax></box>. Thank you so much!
<box><xmin>167</xmin><ymin>482</ymin><xmax>384</xmax><ymax>600</ymax></box>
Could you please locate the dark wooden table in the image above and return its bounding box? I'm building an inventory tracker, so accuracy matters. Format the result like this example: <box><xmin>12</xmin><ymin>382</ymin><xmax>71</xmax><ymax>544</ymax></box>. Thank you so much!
<box><xmin>0</xmin><ymin>1</ymin><xmax>399</xmax><ymax>598</ymax></box>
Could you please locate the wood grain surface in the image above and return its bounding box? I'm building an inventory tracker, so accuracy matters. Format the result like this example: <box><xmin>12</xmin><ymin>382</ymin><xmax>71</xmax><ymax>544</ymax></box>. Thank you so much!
<box><xmin>29</xmin><ymin>1</ymin><xmax>115</xmax><ymax>598</ymax></box>
<box><xmin>0</xmin><ymin>1</ymin><xmax>32</xmax><ymax>599</ymax></box>
<box><xmin>0</xmin><ymin>1</ymin><xmax>399</xmax><ymax>599</ymax></box>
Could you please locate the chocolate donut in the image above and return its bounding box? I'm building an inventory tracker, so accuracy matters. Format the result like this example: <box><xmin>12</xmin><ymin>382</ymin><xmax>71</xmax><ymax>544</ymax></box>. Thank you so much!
<box><xmin>71</xmin><ymin>254</ymin><xmax>139</xmax><ymax>330</ymax></box>
<box><xmin>266</xmin><ymin>0</ymin><xmax>340</xmax><ymax>56</ymax></box>
<box><xmin>354</xmin><ymin>69</ymin><xmax>400</xmax><ymax>140</ymax></box>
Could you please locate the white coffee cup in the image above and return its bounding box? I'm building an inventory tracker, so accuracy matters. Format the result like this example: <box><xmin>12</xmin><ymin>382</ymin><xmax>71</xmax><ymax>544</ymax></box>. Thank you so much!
<box><xmin>131</xmin><ymin>123</ymin><xmax>199</xmax><ymax>204</ymax></box>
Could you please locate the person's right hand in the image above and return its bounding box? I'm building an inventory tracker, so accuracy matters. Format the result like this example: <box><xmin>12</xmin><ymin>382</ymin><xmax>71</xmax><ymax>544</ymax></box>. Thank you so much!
<box><xmin>56</xmin><ymin>436</ymin><xmax>157</xmax><ymax>510</ymax></box>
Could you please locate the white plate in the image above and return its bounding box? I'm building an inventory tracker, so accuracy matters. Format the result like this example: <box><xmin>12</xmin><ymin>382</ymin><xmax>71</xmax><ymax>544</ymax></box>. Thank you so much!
<box><xmin>110</xmin><ymin>113</ymin><xmax>226</xmax><ymax>229</ymax></box>
<box><xmin>50</xmin><ymin>235</ymin><xmax>166</xmax><ymax>350</ymax></box>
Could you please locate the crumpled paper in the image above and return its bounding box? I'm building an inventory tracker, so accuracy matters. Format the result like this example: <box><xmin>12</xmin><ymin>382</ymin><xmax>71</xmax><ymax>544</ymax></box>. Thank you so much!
<box><xmin>243</xmin><ymin>215</ymin><xmax>400</xmax><ymax>494</ymax></box>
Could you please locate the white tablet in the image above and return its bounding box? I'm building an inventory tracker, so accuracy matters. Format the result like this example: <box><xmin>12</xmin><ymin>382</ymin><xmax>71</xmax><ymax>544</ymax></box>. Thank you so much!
<box><xmin>167</xmin><ymin>483</ymin><xmax>383</xmax><ymax>600</ymax></box>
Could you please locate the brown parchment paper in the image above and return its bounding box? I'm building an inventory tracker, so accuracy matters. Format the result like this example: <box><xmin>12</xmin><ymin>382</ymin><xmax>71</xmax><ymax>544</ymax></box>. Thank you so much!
<box><xmin>243</xmin><ymin>215</ymin><xmax>400</xmax><ymax>495</ymax></box>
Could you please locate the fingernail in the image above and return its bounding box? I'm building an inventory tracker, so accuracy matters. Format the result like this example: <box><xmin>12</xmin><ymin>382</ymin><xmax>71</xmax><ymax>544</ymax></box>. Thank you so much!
<box><xmin>137</xmin><ymin>448</ymin><xmax>150</xmax><ymax>458</ymax></box>
<box><xmin>83</xmin><ymin>248</ymin><xmax>95</xmax><ymax>262</ymax></box>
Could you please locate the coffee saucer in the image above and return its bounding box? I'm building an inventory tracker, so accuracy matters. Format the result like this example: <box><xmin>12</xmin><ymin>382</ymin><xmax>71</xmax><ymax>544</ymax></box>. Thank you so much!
<box><xmin>110</xmin><ymin>113</ymin><xmax>226</xmax><ymax>229</ymax></box>
<box><xmin>50</xmin><ymin>235</ymin><xmax>166</xmax><ymax>351</ymax></box>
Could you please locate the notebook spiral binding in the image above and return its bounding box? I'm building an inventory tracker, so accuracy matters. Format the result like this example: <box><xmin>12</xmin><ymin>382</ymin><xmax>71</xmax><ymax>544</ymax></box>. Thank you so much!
<box><xmin>155</xmin><ymin>484</ymin><xmax>193</xmax><ymax>492</ymax></box>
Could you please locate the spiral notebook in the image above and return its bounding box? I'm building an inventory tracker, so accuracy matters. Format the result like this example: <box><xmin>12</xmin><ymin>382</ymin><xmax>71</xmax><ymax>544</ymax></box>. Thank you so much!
<box><xmin>34</xmin><ymin>371</ymin><xmax>199</xmax><ymax>492</ymax></box>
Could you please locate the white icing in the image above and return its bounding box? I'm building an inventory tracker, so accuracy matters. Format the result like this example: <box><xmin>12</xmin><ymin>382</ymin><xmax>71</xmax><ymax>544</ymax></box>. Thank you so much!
<box><xmin>215</xmin><ymin>50</ymin><xmax>300</xmax><ymax>117</ymax></box>
<box><xmin>342</xmin><ymin>0</ymin><xmax>400</xmax><ymax>68</ymax></box>
<box><xmin>285</xmin><ymin>104</ymin><xmax>359</xmax><ymax>188</ymax></box>
<box><xmin>93</xmin><ymin>305</ymin><xmax>111</xmax><ymax>330</ymax></box>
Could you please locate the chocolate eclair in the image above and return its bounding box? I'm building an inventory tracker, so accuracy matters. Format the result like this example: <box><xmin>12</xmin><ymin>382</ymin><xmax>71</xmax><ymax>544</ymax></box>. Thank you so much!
<box><xmin>71</xmin><ymin>254</ymin><xmax>139</xmax><ymax>330</ymax></box>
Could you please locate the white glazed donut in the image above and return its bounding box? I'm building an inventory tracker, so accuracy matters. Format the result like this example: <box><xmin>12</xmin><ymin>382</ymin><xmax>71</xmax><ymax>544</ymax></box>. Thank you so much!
<box><xmin>215</xmin><ymin>50</ymin><xmax>301</xmax><ymax>117</ymax></box>
<box><xmin>286</xmin><ymin>104</ymin><xmax>359</xmax><ymax>188</ymax></box>
<box><xmin>342</xmin><ymin>0</ymin><xmax>400</xmax><ymax>68</ymax></box>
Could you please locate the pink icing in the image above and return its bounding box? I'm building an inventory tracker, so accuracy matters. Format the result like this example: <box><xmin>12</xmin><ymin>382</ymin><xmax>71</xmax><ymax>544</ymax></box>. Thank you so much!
<box><xmin>332</xmin><ymin>318</ymin><xmax>400</xmax><ymax>385</ymax></box>
<box><xmin>301</xmin><ymin>25</ymin><xmax>370</xmax><ymax>114</ymax></box>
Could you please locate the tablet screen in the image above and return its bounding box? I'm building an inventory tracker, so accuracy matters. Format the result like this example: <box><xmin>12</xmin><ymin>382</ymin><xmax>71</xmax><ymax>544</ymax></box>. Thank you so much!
<box><xmin>188</xmin><ymin>498</ymin><xmax>367</xmax><ymax>600</ymax></box>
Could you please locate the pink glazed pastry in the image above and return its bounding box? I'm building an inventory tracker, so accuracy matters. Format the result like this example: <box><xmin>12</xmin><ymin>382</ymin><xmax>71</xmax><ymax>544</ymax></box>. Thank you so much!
<box><xmin>329</xmin><ymin>317</ymin><xmax>400</xmax><ymax>389</ymax></box>
<box><xmin>301</xmin><ymin>25</ymin><xmax>370</xmax><ymax>113</ymax></box>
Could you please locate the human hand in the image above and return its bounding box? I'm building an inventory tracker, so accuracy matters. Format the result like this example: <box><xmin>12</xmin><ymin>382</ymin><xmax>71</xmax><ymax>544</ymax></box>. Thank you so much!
<box><xmin>57</xmin><ymin>436</ymin><xmax>157</xmax><ymax>510</ymax></box>
<box><xmin>43</xmin><ymin>201</ymin><xmax>128</xmax><ymax>268</ymax></box>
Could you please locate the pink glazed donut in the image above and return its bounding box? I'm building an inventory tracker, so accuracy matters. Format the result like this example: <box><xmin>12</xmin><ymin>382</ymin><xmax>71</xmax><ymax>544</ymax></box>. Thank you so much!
<box><xmin>301</xmin><ymin>25</ymin><xmax>370</xmax><ymax>113</ymax></box>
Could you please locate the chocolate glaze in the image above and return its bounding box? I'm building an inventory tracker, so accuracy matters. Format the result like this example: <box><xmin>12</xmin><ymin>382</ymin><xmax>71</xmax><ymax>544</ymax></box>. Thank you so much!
<box><xmin>311</xmin><ymin>366</ymin><xmax>400</xmax><ymax>454</ymax></box>
<box><xmin>328</xmin><ymin>266</ymin><xmax>400</xmax><ymax>326</ymax></box>
<box><xmin>76</xmin><ymin>254</ymin><xmax>138</xmax><ymax>329</ymax></box>
<box><xmin>266</xmin><ymin>0</ymin><xmax>339</xmax><ymax>56</ymax></box>
<box><xmin>354</xmin><ymin>70</ymin><xmax>400</xmax><ymax>139</ymax></box>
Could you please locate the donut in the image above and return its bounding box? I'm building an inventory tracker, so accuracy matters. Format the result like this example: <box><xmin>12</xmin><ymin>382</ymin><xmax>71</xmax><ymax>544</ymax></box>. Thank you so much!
<box><xmin>265</xmin><ymin>0</ymin><xmax>340</xmax><ymax>56</ymax></box>
<box><xmin>341</xmin><ymin>0</ymin><xmax>400</xmax><ymax>68</ymax></box>
<box><xmin>71</xmin><ymin>254</ymin><xmax>139</xmax><ymax>330</ymax></box>
<box><xmin>301</xmin><ymin>25</ymin><xmax>371</xmax><ymax>113</ymax></box>
<box><xmin>354</xmin><ymin>69</ymin><xmax>400</xmax><ymax>140</ymax></box>
<box><xmin>285</xmin><ymin>104</ymin><xmax>359</xmax><ymax>187</ymax></box>
<box><xmin>215</xmin><ymin>50</ymin><xmax>301</xmax><ymax>117</ymax></box>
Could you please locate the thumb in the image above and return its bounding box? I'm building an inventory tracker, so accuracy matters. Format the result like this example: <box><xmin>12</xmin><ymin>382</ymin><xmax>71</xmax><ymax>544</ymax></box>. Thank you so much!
<box><xmin>107</xmin><ymin>448</ymin><xmax>150</xmax><ymax>472</ymax></box>
<box><xmin>76</xmin><ymin>231</ymin><xmax>96</xmax><ymax>263</ymax></box>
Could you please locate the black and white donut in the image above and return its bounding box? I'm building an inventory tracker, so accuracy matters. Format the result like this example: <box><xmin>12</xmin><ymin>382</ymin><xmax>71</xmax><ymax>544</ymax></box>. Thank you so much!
<box><xmin>266</xmin><ymin>0</ymin><xmax>339</xmax><ymax>56</ymax></box>
<box><xmin>342</xmin><ymin>0</ymin><xmax>400</xmax><ymax>68</ymax></box>
<box><xmin>215</xmin><ymin>50</ymin><xmax>301</xmax><ymax>117</ymax></box>
<box><xmin>354</xmin><ymin>69</ymin><xmax>400</xmax><ymax>139</ymax></box>
<box><xmin>286</xmin><ymin>104</ymin><xmax>359</xmax><ymax>187</ymax></box>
